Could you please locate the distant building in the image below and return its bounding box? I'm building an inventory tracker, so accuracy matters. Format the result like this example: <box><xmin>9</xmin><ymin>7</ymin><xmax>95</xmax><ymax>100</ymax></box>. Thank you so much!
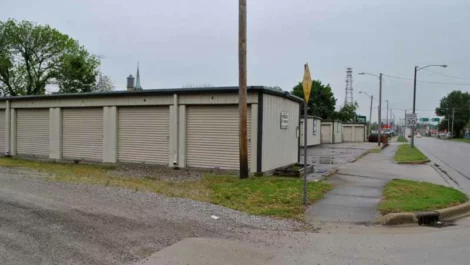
<box><xmin>126</xmin><ymin>63</ymin><xmax>143</xmax><ymax>91</ymax></box>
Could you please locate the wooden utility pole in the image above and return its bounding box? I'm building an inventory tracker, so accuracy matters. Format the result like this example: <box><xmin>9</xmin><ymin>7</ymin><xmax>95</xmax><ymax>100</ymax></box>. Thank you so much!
<box><xmin>238</xmin><ymin>0</ymin><xmax>248</xmax><ymax>179</ymax></box>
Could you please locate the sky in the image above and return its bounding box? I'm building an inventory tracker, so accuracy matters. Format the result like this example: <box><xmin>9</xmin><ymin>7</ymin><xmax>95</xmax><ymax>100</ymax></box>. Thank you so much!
<box><xmin>2</xmin><ymin>0</ymin><xmax>470</xmax><ymax>123</ymax></box>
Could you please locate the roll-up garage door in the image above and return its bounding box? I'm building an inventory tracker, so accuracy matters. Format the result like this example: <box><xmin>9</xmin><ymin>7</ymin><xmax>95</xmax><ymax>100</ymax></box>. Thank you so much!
<box><xmin>343</xmin><ymin>126</ymin><xmax>353</xmax><ymax>142</ymax></box>
<box><xmin>118</xmin><ymin>107</ymin><xmax>169</xmax><ymax>164</ymax></box>
<box><xmin>354</xmin><ymin>126</ymin><xmax>365</xmax><ymax>142</ymax></box>
<box><xmin>0</xmin><ymin>110</ymin><xmax>5</xmax><ymax>154</ymax></box>
<box><xmin>186</xmin><ymin>105</ymin><xmax>251</xmax><ymax>170</ymax></box>
<box><xmin>321</xmin><ymin>124</ymin><xmax>332</xmax><ymax>144</ymax></box>
<box><xmin>17</xmin><ymin>109</ymin><xmax>49</xmax><ymax>157</ymax></box>
<box><xmin>62</xmin><ymin>108</ymin><xmax>103</xmax><ymax>161</ymax></box>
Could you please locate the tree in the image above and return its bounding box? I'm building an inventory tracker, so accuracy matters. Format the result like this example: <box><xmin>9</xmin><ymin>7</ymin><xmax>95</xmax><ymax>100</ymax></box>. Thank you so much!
<box><xmin>0</xmin><ymin>19</ymin><xmax>99</xmax><ymax>96</ymax></box>
<box><xmin>291</xmin><ymin>80</ymin><xmax>336</xmax><ymax>119</ymax></box>
<box><xmin>94</xmin><ymin>72</ymin><xmax>114</xmax><ymax>92</ymax></box>
<box><xmin>435</xmin><ymin>90</ymin><xmax>470</xmax><ymax>137</ymax></box>
<box><xmin>334</xmin><ymin>102</ymin><xmax>359</xmax><ymax>122</ymax></box>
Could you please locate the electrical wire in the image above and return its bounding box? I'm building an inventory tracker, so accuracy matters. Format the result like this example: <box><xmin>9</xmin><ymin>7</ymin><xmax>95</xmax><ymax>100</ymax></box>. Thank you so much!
<box><xmin>382</xmin><ymin>74</ymin><xmax>470</xmax><ymax>86</ymax></box>
<box><xmin>421</xmin><ymin>69</ymin><xmax>470</xmax><ymax>80</ymax></box>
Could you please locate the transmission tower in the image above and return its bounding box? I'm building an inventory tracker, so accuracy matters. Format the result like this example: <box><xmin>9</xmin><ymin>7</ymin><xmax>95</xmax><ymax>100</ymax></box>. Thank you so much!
<box><xmin>344</xmin><ymin>67</ymin><xmax>354</xmax><ymax>105</ymax></box>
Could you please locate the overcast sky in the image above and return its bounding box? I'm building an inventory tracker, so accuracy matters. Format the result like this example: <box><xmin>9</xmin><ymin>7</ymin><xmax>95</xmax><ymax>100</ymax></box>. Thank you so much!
<box><xmin>2</xmin><ymin>0</ymin><xmax>470</xmax><ymax>122</ymax></box>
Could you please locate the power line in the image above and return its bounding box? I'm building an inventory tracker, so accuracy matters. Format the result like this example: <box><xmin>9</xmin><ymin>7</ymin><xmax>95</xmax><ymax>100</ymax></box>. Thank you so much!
<box><xmin>382</xmin><ymin>74</ymin><xmax>470</xmax><ymax>86</ymax></box>
<box><xmin>421</xmin><ymin>69</ymin><xmax>470</xmax><ymax>80</ymax></box>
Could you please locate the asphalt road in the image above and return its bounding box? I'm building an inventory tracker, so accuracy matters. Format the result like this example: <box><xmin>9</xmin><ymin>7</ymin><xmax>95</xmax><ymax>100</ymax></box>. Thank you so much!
<box><xmin>415</xmin><ymin>137</ymin><xmax>470</xmax><ymax>193</ymax></box>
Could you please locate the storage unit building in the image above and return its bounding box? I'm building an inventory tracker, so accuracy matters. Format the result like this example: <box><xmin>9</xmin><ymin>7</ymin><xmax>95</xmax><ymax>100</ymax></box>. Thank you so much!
<box><xmin>0</xmin><ymin>87</ymin><xmax>301</xmax><ymax>174</ymax></box>
<box><xmin>342</xmin><ymin>123</ymin><xmax>367</xmax><ymax>142</ymax></box>
<box><xmin>300</xmin><ymin>116</ymin><xmax>321</xmax><ymax>147</ymax></box>
<box><xmin>320</xmin><ymin>120</ymin><xmax>343</xmax><ymax>144</ymax></box>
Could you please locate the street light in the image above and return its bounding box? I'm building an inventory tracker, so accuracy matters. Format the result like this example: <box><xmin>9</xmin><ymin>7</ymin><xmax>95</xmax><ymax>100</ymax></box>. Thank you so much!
<box><xmin>411</xmin><ymin>64</ymin><xmax>447</xmax><ymax>148</ymax></box>
<box><xmin>359</xmin><ymin>91</ymin><xmax>373</xmax><ymax>135</ymax></box>
<box><xmin>359</xmin><ymin>72</ymin><xmax>383</xmax><ymax>146</ymax></box>
<box><xmin>385</xmin><ymin>100</ymin><xmax>389</xmax><ymax>131</ymax></box>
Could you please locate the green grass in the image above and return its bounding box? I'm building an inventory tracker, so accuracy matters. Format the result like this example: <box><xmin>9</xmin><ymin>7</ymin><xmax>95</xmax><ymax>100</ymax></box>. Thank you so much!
<box><xmin>394</xmin><ymin>144</ymin><xmax>428</xmax><ymax>162</ymax></box>
<box><xmin>450</xmin><ymin>138</ymin><xmax>470</xmax><ymax>143</ymax></box>
<box><xmin>0</xmin><ymin>157</ymin><xmax>332</xmax><ymax>220</ymax></box>
<box><xmin>397</xmin><ymin>136</ymin><xmax>408</xmax><ymax>142</ymax></box>
<box><xmin>368</xmin><ymin>147</ymin><xmax>382</xmax><ymax>153</ymax></box>
<box><xmin>378</xmin><ymin>179</ymin><xmax>468</xmax><ymax>214</ymax></box>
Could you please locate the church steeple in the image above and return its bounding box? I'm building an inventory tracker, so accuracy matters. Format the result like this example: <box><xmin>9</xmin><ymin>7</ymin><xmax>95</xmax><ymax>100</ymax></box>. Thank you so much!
<box><xmin>135</xmin><ymin>62</ymin><xmax>143</xmax><ymax>90</ymax></box>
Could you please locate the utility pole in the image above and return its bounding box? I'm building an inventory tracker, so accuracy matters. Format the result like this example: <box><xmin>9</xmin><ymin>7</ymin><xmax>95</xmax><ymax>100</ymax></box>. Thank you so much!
<box><xmin>378</xmin><ymin>73</ymin><xmax>382</xmax><ymax>146</ymax></box>
<box><xmin>452</xmin><ymin>108</ymin><xmax>455</xmax><ymax>137</ymax></box>
<box><xmin>405</xmin><ymin>110</ymin><xmax>407</xmax><ymax>137</ymax></box>
<box><xmin>369</xmin><ymin>95</ymin><xmax>373</xmax><ymax>135</ymax></box>
<box><xmin>386</xmin><ymin>100</ymin><xmax>389</xmax><ymax>131</ymax></box>
<box><xmin>238</xmin><ymin>0</ymin><xmax>248</xmax><ymax>179</ymax></box>
<box><xmin>411</xmin><ymin>66</ymin><xmax>418</xmax><ymax>148</ymax></box>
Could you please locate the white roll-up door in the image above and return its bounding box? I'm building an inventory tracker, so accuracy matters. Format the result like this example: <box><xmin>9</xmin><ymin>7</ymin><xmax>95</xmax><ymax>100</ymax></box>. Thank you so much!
<box><xmin>343</xmin><ymin>126</ymin><xmax>354</xmax><ymax>142</ymax></box>
<box><xmin>62</xmin><ymin>108</ymin><xmax>103</xmax><ymax>161</ymax></box>
<box><xmin>118</xmin><ymin>107</ymin><xmax>169</xmax><ymax>164</ymax></box>
<box><xmin>354</xmin><ymin>126</ymin><xmax>365</xmax><ymax>142</ymax></box>
<box><xmin>321</xmin><ymin>124</ymin><xmax>332</xmax><ymax>144</ymax></box>
<box><xmin>17</xmin><ymin>109</ymin><xmax>49</xmax><ymax>157</ymax></box>
<box><xmin>186</xmin><ymin>105</ymin><xmax>251</xmax><ymax>170</ymax></box>
<box><xmin>0</xmin><ymin>110</ymin><xmax>5</xmax><ymax>154</ymax></box>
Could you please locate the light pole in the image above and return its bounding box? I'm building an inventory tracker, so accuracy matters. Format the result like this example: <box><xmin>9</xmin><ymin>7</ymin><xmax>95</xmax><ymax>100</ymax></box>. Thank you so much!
<box><xmin>359</xmin><ymin>72</ymin><xmax>383</xmax><ymax>146</ymax></box>
<box><xmin>359</xmin><ymin>91</ymin><xmax>373</xmax><ymax>135</ymax></box>
<box><xmin>411</xmin><ymin>64</ymin><xmax>447</xmax><ymax>148</ymax></box>
<box><xmin>385</xmin><ymin>100</ymin><xmax>389</xmax><ymax>132</ymax></box>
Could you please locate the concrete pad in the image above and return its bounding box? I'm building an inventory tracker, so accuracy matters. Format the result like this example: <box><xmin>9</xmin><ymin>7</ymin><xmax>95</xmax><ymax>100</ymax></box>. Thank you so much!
<box><xmin>135</xmin><ymin>237</ymin><xmax>275</xmax><ymax>265</ymax></box>
<box><xmin>306</xmin><ymin>204</ymin><xmax>379</xmax><ymax>223</ymax></box>
<box><xmin>319</xmin><ymin>193</ymin><xmax>381</xmax><ymax>207</ymax></box>
<box><xmin>329</xmin><ymin>185</ymin><xmax>383</xmax><ymax>198</ymax></box>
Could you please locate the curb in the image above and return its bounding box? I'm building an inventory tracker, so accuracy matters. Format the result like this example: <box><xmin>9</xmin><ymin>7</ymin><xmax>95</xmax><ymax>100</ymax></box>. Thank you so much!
<box><xmin>375</xmin><ymin>201</ymin><xmax>470</xmax><ymax>225</ymax></box>
<box><xmin>396</xmin><ymin>159</ymin><xmax>431</xmax><ymax>165</ymax></box>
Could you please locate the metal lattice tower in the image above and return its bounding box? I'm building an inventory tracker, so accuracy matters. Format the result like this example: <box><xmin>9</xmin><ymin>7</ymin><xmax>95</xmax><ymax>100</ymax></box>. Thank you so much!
<box><xmin>344</xmin><ymin>67</ymin><xmax>354</xmax><ymax>105</ymax></box>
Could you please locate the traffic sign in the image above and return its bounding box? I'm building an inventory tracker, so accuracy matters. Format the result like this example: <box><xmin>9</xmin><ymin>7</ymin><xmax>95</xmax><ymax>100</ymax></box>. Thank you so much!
<box><xmin>405</xmin><ymin>113</ymin><xmax>417</xmax><ymax>128</ymax></box>
<box><xmin>420</xmin><ymin>118</ymin><xmax>429</xmax><ymax>122</ymax></box>
<box><xmin>302</xmin><ymin>64</ymin><xmax>312</xmax><ymax>102</ymax></box>
<box><xmin>432</xmin><ymin>117</ymin><xmax>440</xmax><ymax>122</ymax></box>
<box><xmin>356</xmin><ymin>115</ymin><xmax>367</xmax><ymax>123</ymax></box>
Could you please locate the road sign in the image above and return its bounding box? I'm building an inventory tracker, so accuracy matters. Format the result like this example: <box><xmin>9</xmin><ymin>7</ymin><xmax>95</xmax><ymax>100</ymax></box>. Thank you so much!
<box><xmin>302</xmin><ymin>64</ymin><xmax>312</xmax><ymax>102</ymax></box>
<box><xmin>420</xmin><ymin>118</ymin><xmax>429</xmax><ymax>122</ymax></box>
<box><xmin>356</xmin><ymin>115</ymin><xmax>367</xmax><ymax>123</ymax></box>
<box><xmin>406</xmin><ymin>113</ymin><xmax>417</xmax><ymax>128</ymax></box>
<box><xmin>432</xmin><ymin>117</ymin><xmax>440</xmax><ymax>122</ymax></box>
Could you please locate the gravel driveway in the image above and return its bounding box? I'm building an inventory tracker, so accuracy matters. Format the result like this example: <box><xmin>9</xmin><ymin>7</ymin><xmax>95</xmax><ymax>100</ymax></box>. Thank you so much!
<box><xmin>0</xmin><ymin>167</ymin><xmax>302</xmax><ymax>265</ymax></box>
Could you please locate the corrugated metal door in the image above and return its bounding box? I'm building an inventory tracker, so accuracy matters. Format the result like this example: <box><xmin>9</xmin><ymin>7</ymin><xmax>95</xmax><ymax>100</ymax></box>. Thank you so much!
<box><xmin>17</xmin><ymin>109</ymin><xmax>49</xmax><ymax>157</ymax></box>
<box><xmin>118</xmin><ymin>107</ymin><xmax>169</xmax><ymax>164</ymax></box>
<box><xmin>343</xmin><ymin>126</ymin><xmax>353</xmax><ymax>142</ymax></box>
<box><xmin>0</xmin><ymin>110</ymin><xmax>5</xmax><ymax>154</ymax></box>
<box><xmin>321</xmin><ymin>124</ymin><xmax>331</xmax><ymax>144</ymax></box>
<box><xmin>354</xmin><ymin>126</ymin><xmax>364</xmax><ymax>142</ymax></box>
<box><xmin>62</xmin><ymin>108</ymin><xmax>103</xmax><ymax>161</ymax></box>
<box><xmin>186</xmin><ymin>105</ymin><xmax>251</xmax><ymax>170</ymax></box>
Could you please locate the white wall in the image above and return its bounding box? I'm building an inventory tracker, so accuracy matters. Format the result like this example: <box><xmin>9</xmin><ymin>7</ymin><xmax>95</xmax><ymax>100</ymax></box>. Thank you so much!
<box><xmin>262</xmin><ymin>94</ymin><xmax>300</xmax><ymax>172</ymax></box>
<box><xmin>300</xmin><ymin>118</ymin><xmax>321</xmax><ymax>146</ymax></box>
<box><xmin>333</xmin><ymin>121</ymin><xmax>343</xmax><ymax>143</ymax></box>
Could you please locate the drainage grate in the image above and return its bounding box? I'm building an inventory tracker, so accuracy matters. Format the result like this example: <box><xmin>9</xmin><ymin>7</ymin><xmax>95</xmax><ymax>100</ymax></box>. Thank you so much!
<box><xmin>416</xmin><ymin>211</ymin><xmax>440</xmax><ymax>226</ymax></box>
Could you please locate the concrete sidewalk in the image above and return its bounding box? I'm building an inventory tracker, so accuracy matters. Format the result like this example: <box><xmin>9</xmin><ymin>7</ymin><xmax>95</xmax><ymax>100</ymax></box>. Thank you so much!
<box><xmin>306</xmin><ymin>143</ymin><xmax>453</xmax><ymax>224</ymax></box>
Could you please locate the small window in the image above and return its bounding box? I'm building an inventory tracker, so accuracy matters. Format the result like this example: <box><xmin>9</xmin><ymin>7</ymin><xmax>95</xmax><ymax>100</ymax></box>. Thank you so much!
<box><xmin>313</xmin><ymin>120</ymin><xmax>317</xmax><ymax>135</ymax></box>
<box><xmin>280</xmin><ymin>112</ymin><xmax>289</xmax><ymax>129</ymax></box>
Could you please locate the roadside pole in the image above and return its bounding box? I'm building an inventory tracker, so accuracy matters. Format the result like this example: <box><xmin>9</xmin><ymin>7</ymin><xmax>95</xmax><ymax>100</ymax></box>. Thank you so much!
<box><xmin>411</xmin><ymin>66</ymin><xmax>417</xmax><ymax>148</ymax></box>
<box><xmin>238</xmin><ymin>0</ymin><xmax>248</xmax><ymax>179</ymax></box>
<box><xmin>378</xmin><ymin>73</ymin><xmax>382</xmax><ymax>146</ymax></box>
<box><xmin>452</xmin><ymin>108</ymin><xmax>455</xmax><ymax>137</ymax></box>
<box><xmin>369</xmin><ymin>95</ymin><xmax>373</xmax><ymax>135</ymax></box>
<box><xmin>302</xmin><ymin>64</ymin><xmax>312</xmax><ymax>205</ymax></box>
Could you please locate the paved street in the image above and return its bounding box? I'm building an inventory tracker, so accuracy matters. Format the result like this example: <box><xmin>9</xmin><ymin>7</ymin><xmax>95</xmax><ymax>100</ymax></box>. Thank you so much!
<box><xmin>415</xmin><ymin>137</ymin><xmax>470</xmax><ymax>193</ymax></box>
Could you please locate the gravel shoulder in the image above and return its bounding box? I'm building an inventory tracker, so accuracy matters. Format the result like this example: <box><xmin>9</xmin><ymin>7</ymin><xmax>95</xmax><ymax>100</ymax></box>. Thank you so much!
<box><xmin>0</xmin><ymin>166</ymin><xmax>304</xmax><ymax>265</ymax></box>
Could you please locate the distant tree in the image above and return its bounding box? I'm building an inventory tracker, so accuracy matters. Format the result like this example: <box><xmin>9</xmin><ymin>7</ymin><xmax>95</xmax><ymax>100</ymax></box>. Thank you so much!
<box><xmin>266</xmin><ymin>86</ymin><xmax>283</xmax><ymax>92</ymax></box>
<box><xmin>0</xmin><ymin>19</ymin><xmax>99</xmax><ymax>96</ymax></box>
<box><xmin>370</xmin><ymin>122</ymin><xmax>378</xmax><ymax>130</ymax></box>
<box><xmin>291</xmin><ymin>80</ymin><xmax>336</xmax><ymax>119</ymax></box>
<box><xmin>435</xmin><ymin>90</ymin><xmax>470</xmax><ymax>137</ymax></box>
<box><xmin>94</xmin><ymin>72</ymin><xmax>114</xmax><ymax>92</ymax></box>
<box><xmin>334</xmin><ymin>102</ymin><xmax>359</xmax><ymax>122</ymax></box>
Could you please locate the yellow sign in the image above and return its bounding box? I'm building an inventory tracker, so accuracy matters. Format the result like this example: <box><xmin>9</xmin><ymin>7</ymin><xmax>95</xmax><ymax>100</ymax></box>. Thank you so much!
<box><xmin>302</xmin><ymin>63</ymin><xmax>312</xmax><ymax>102</ymax></box>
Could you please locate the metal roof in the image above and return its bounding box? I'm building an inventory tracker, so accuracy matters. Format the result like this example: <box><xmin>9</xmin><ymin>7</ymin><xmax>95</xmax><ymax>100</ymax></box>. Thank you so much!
<box><xmin>0</xmin><ymin>86</ymin><xmax>303</xmax><ymax>103</ymax></box>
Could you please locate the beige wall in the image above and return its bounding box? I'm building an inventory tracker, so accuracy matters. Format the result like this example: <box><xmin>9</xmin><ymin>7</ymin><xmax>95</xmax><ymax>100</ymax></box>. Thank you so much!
<box><xmin>300</xmin><ymin>118</ymin><xmax>321</xmax><ymax>146</ymax></box>
<box><xmin>2</xmin><ymin>90</ymin><xmax>299</xmax><ymax>173</ymax></box>
<box><xmin>262</xmin><ymin>94</ymin><xmax>300</xmax><ymax>172</ymax></box>
<box><xmin>342</xmin><ymin>124</ymin><xmax>366</xmax><ymax>142</ymax></box>
<box><xmin>333</xmin><ymin>121</ymin><xmax>343</xmax><ymax>143</ymax></box>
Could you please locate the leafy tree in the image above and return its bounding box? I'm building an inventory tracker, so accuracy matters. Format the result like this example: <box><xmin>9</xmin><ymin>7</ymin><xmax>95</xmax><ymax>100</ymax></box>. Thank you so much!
<box><xmin>94</xmin><ymin>72</ymin><xmax>114</xmax><ymax>92</ymax></box>
<box><xmin>0</xmin><ymin>19</ymin><xmax>99</xmax><ymax>96</ymax></box>
<box><xmin>291</xmin><ymin>80</ymin><xmax>336</xmax><ymax>119</ymax></box>
<box><xmin>435</xmin><ymin>90</ymin><xmax>470</xmax><ymax>137</ymax></box>
<box><xmin>334</xmin><ymin>102</ymin><xmax>359</xmax><ymax>122</ymax></box>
